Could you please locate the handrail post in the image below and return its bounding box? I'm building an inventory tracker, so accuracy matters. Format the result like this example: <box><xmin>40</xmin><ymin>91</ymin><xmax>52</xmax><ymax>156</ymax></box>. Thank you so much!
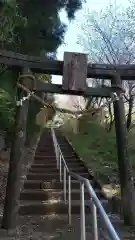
<box><xmin>60</xmin><ymin>154</ymin><xmax>62</xmax><ymax>182</ymax></box>
<box><xmin>91</xmin><ymin>199</ymin><xmax>98</xmax><ymax>240</ymax></box>
<box><xmin>64</xmin><ymin>166</ymin><xmax>67</xmax><ymax>203</ymax></box>
<box><xmin>80</xmin><ymin>182</ymin><xmax>86</xmax><ymax>240</ymax></box>
<box><xmin>57</xmin><ymin>143</ymin><xmax>60</xmax><ymax>169</ymax></box>
<box><xmin>68</xmin><ymin>174</ymin><xmax>71</xmax><ymax>225</ymax></box>
<box><xmin>51</xmin><ymin>129</ymin><xmax>59</xmax><ymax>169</ymax></box>
<box><xmin>56</xmin><ymin>143</ymin><xmax>59</xmax><ymax>169</ymax></box>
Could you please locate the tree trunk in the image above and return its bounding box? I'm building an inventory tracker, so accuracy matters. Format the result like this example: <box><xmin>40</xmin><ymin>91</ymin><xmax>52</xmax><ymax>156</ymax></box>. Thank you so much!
<box><xmin>2</xmin><ymin>68</ymin><xmax>33</xmax><ymax>229</ymax></box>
<box><xmin>126</xmin><ymin>96</ymin><xmax>133</xmax><ymax>131</ymax></box>
<box><xmin>106</xmin><ymin>103</ymin><xmax>114</xmax><ymax>132</ymax></box>
<box><xmin>112</xmin><ymin>75</ymin><xmax>135</xmax><ymax>225</ymax></box>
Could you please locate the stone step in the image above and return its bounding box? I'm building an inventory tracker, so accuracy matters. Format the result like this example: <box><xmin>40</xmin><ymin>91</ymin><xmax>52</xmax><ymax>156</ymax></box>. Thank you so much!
<box><xmin>36</xmin><ymin>144</ymin><xmax>54</xmax><ymax>148</ymax></box>
<box><xmin>35</xmin><ymin>150</ymin><xmax>54</xmax><ymax>153</ymax></box>
<box><xmin>34</xmin><ymin>156</ymin><xmax>78</xmax><ymax>160</ymax></box>
<box><xmin>38</xmin><ymin>143</ymin><xmax>53</xmax><ymax>146</ymax></box>
<box><xmin>34</xmin><ymin>155</ymin><xmax>56</xmax><ymax>158</ymax></box>
<box><xmin>24</xmin><ymin>180</ymin><xmax>81</xmax><ymax>190</ymax></box>
<box><xmin>31</xmin><ymin>163</ymin><xmax>58</xmax><ymax>168</ymax></box>
<box><xmin>19</xmin><ymin>201</ymin><xmax>90</xmax><ymax>215</ymax></box>
<box><xmin>31</xmin><ymin>162</ymin><xmax>85</xmax><ymax>168</ymax></box>
<box><xmin>23</xmin><ymin>180</ymin><xmax>100</xmax><ymax>190</ymax></box>
<box><xmin>33</xmin><ymin>159</ymin><xmax>56</xmax><ymax>164</ymax></box>
<box><xmin>19</xmin><ymin>199</ymin><xmax>109</xmax><ymax>215</ymax></box>
<box><xmin>20</xmin><ymin>189</ymin><xmax>105</xmax><ymax>201</ymax></box>
<box><xmin>33</xmin><ymin>160</ymin><xmax>57</xmax><ymax>164</ymax></box>
<box><xmin>35</xmin><ymin>150</ymin><xmax>55</xmax><ymax>154</ymax></box>
<box><xmin>33</xmin><ymin>159</ymin><xmax>83</xmax><ymax>164</ymax></box>
<box><xmin>36</xmin><ymin>144</ymin><xmax>54</xmax><ymax>147</ymax></box>
<box><xmin>32</xmin><ymin>162</ymin><xmax>83</xmax><ymax>167</ymax></box>
<box><xmin>29</xmin><ymin>168</ymin><xmax>59</xmax><ymax>173</ymax></box>
<box><xmin>34</xmin><ymin>155</ymin><xmax>56</xmax><ymax>159</ymax></box>
<box><xmin>36</xmin><ymin>146</ymin><xmax>54</xmax><ymax>149</ymax></box>
<box><xmin>29</xmin><ymin>167</ymin><xmax>86</xmax><ymax>174</ymax></box>
<box><xmin>26</xmin><ymin>173</ymin><xmax>90</xmax><ymax>181</ymax></box>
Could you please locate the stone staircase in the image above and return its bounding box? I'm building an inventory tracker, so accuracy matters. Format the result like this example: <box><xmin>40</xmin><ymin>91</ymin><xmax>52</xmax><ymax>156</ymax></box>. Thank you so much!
<box><xmin>19</xmin><ymin>128</ymin><xmax>107</xmax><ymax>216</ymax></box>
<box><xmin>0</xmin><ymin>129</ymin><xmax>128</xmax><ymax>239</ymax></box>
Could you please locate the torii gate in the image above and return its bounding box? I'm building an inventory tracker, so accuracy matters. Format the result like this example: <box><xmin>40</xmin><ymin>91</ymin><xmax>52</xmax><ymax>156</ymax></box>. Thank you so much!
<box><xmin>0</xmin><ymin>50</ymin><xmax>135</xmax><ymax>228</ymax></box>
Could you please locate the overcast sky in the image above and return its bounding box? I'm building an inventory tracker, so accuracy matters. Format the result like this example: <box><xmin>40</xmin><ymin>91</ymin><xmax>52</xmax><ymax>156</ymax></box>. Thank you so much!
<box><xmin>52</xmin><ymin>0</ymin><xmax>130</xmax><ymax>109</ymax></box>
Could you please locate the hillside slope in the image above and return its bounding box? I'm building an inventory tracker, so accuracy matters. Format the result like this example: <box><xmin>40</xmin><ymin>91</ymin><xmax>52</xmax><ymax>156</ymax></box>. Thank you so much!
<box><xmin>64</xmin><ymin>120</ymin><xmax>135</xmax><ymax>186</ymax></box>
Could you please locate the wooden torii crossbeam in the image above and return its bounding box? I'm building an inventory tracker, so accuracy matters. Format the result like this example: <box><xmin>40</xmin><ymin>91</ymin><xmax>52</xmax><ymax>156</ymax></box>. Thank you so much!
<box><xmin>0</xmin><ymin>49</ymin><xmax>135</xmax><ymax>80</ymax></box>
<box><xmin>0</xmin><ymin>49</ymin><xmax>127</xmax><ymax>98</ymax></box>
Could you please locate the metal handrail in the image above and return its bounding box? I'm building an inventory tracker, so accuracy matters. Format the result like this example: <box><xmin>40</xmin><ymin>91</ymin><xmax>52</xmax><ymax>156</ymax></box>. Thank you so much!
<box><xmin>51</xmin><ymin>128</ymin><xmax>120</xmax><ymax>240</ymax></box>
